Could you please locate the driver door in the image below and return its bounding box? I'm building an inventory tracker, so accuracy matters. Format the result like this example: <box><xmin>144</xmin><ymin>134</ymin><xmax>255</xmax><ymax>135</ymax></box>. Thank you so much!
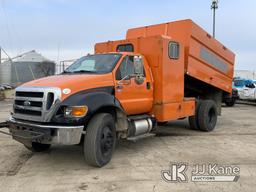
<box><xmin>114</xmin><ymin>55</ymin><xmax>153</xmax><ymax>115</ymax></box>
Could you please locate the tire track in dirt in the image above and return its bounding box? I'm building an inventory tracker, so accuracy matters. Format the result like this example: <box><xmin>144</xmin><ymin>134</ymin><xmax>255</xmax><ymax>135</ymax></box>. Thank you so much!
<box><xmin>1</xmin><ymin>152</ymin><xmax>33</xmax><ymax>177</ymax></box>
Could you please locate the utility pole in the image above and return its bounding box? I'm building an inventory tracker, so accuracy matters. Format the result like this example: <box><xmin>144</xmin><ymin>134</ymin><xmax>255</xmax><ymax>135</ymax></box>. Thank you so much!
<box><xmin>211</xmin><ymin>0</ymin><xmax>219</xmax><ymax>38</ymax></box>
<box><xmin>0</xmin><ymin>47</ymin><xmax>2</xmax><ymax>64</ymax></box>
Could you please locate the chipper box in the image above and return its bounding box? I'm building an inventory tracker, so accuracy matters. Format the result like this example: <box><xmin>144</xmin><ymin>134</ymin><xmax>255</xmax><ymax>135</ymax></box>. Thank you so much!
<box><xmin>1</xmin><ymin>19</ymin><xmax>235</xmax><ymax>167</ymax></box>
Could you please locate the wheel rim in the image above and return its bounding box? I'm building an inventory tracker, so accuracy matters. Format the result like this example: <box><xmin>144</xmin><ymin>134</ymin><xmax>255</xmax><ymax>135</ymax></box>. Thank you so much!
<box><xmin>100</xmin><ymin>126</ymin><xmax>114</xmax><ymax>156</ymax></box>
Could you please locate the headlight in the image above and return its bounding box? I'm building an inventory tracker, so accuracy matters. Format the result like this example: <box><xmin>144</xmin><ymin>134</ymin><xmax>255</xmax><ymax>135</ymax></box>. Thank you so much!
<box><xmin>64</xmin><ymin>106</ymin><xmax>88</xmax><ymax>118</ymax></box>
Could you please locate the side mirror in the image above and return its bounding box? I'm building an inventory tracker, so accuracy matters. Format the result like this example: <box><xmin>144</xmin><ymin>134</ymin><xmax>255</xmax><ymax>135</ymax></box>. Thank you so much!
<box><xmin>134</xmin><ymin>56</ymin><xmax>143</xmax><ymax>74</ymax></box>
<box><xmin>135</xmin><ymin>74</ymin><xmax>144</xmax><ymax>85</ymax></box>
<box><xmin>134</xmin><ymin>56</ymin><xmax>144</xmax><ymax>85</ymax></box>
<box><xmin>246</xmin><ymin>84</ymin><xmax>255</xmax><ymax>89</ymax></box>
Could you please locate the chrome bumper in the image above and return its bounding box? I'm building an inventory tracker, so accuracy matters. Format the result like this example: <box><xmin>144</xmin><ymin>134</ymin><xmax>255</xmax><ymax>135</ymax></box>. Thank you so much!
<box><xmin>7</xmin><ymin>117</ymin><xmax>84</xmax><ymax>145</ymax></box>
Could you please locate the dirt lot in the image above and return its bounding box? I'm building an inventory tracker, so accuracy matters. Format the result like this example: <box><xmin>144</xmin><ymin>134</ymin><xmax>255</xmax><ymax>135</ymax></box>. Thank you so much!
<box><xmin>0</xmin><ymin>99</ymin><xmax>256</xmax><ymax>192</ymax></box>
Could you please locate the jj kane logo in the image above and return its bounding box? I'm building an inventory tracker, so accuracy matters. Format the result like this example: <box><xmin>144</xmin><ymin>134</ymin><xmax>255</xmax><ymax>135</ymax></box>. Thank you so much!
<box><xmin>162</xmin><ymin>162</ymin><xmax>240</xmax><ymax>183</ymax></box>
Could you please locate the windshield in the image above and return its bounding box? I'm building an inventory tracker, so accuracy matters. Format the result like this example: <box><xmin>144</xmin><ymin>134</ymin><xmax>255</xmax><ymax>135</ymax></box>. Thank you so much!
<box><xmin>64</xmin><ymin>54</ymin><xmax>121</xmax><ymax>74</ymax></box>
<box><xmin>234</xmin><ymin>79</ymin><xmax>246</xmax><ymax>87</ymax></box>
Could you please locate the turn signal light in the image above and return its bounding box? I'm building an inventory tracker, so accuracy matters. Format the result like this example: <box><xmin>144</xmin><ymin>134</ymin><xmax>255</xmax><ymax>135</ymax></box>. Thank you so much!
<box><xmin>65</xmin><ymin>106</ymin><xmax>88</xmax><ymax>117</ymax></box>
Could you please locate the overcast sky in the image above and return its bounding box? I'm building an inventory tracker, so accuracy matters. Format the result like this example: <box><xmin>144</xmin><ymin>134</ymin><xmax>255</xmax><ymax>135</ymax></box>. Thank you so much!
<box><xmin>0</xmin><ymin>0</ymin><xmax>255</xmax><ymax>70</ymax></box>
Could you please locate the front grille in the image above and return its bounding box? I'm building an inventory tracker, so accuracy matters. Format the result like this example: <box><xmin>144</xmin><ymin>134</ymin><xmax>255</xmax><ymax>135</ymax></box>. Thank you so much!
<box><xmin>14</xmin><ymin>109</ymin><xmax>42</xmax><ymax>116</ymax></box>
<box><xmin>14</xmin><ymin>91</ymin><xmax>44</xmax><ymax>117</ymax></box>
<box><xmin>13</xmin><ymin>87</ymin><xmax>61</xmax><ymax>122</ymax></box>
<box><xmin>16</xmin><ymin>91</ymin><xmax>44</xmax><ymax>98</ymax></box>
<box><xmin>15</xmin><ymin>100</ymin><xmax>43</xmax><ymax>107</ymax></box>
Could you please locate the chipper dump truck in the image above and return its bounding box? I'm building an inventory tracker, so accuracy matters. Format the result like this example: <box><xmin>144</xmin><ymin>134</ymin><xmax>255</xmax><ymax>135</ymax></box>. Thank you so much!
<box><xmin>0</xmin><ymin>19</ymin><xmax>235</xmax><ymax>167</ymax></box>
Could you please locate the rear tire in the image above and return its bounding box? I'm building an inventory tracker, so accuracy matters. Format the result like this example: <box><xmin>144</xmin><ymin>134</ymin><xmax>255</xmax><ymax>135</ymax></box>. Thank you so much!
<box><xmin>84</xmin><ymin>113</ymin><xmax>116</xmax><ymax>167</ymax></box>
<box><xmin>188</xmin><ymin>100</ymin><xmax>201</xmax><ymax>130</ymax></box>
<box><xmin>225</xmin><ymin>99</ymin><xmax>235</xmax><ymax>107</ymax></box>
<box><xmin>198</xmin><ymin>100</ymin><xmax>218</xmax><ymax>132</ymax></box>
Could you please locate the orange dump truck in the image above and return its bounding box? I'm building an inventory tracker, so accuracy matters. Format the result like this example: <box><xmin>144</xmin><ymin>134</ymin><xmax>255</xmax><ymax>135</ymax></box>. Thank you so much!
<box><xmin>3</xmin><ymin>19</ymin><xmax>235</xmax><ymax>167</ymax></box>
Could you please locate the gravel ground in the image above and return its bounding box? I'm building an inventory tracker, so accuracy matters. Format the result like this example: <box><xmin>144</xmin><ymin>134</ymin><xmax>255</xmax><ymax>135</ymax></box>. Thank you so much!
<box><xmin>0</xmin><ymin>100</ymin><xmax>255</xmax><ymax>192</ymax></box>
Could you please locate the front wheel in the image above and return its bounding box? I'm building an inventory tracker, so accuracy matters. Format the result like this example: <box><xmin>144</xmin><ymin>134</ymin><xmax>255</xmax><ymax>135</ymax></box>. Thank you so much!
<box><xmin>84</xmin><ymin>113</ymin><xmax>116</xmax><ymax>167</ymax></box>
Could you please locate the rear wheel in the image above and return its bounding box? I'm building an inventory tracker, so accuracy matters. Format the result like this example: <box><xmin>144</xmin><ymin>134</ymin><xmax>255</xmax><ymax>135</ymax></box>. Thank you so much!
<box><xmin>225</xmin><ymin>99</ymin><xmax>235</xmax><ymax>107</ymax></box>
<box><xmin>84</xmin><ymin>113</ymin><xmax>116</xmax><ymax>167</ymax></box>
<box><xmin>188</xmin><ymin>100</ymin><xmax>201</xmax><ymax>130</ymax></box>
<box><xmin>198</xmin><ymin>100</ymin><xmax>218</xmax><ymax>132</ymax></box>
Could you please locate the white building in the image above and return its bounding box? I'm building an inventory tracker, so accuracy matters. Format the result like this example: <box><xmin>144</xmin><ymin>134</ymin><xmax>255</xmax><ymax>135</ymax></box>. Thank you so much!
<box><xmin>234</xmin><ymin>70</ymin><xmax>256</xmax><ymax>80</ymax></box>
<box><xmin>0</xmin><ymin>50</ymin><xmax>55</xmax><ymax>86</ymax></box>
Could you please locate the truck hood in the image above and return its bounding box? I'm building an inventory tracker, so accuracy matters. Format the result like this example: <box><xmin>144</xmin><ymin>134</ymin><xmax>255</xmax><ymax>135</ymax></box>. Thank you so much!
<box><xmin>21</xmin><ymin>73</ymin><xmax>114</xmax><ymax>100</ymax></box>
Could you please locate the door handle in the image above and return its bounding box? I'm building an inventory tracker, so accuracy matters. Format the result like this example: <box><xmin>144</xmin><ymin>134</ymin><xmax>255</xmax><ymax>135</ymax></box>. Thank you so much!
<box><xmin>146</xmin><ymin>82</ymin><xmax>151</xmax><ymax>90</ymax></box>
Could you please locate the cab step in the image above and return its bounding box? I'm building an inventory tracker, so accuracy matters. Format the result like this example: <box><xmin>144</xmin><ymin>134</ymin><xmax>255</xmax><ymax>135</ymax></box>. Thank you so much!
<box><xmin>127</xmin><ymin>133</ymin><xmax>155</xmax><ymax>142</ymax></box>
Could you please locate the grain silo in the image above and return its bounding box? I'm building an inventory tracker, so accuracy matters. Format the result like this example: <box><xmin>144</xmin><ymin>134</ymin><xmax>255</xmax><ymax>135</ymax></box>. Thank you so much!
<box><xmin>0</xmin><ymin>61</ymin><xmax>12</xmax><ymax>85</ymax></box>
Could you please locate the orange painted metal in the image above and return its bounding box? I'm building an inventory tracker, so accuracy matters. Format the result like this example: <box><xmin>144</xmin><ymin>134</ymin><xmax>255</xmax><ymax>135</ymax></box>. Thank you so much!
<box><xmin>23</xmin><ymin>19</ymin><xmax>234</xmax><ymax>122</ymax></box>
<box><xmin>95</xmin><ymin>19</ymin><xmax>235</xmax><ymax>121</ymax></box>
<box><xmin>112</xmin><ymin>53</ymin><xmax>154</xmax><ymax>115</ymax></box>
<box><xmin>95</xmin><ymin>35</ymin><xmax>195</xmax><ymax>121</ymax></box>
<box><xmin>22</xmin><ymin>73</ymin><xmax>114</xmax><ymax>101</ymax></box>
<box><xmin>152</xmin><ymin>99</ymin><xmax>195</xmax><ymax>121</ymax></box>
<box><xmin>126</xmin><ymin>19</ymin><xmax>235</xmax><ymax>93</ymax></box>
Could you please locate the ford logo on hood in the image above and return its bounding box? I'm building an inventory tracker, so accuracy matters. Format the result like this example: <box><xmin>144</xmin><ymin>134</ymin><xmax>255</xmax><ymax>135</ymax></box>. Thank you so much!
<box><xmin>23</xmin><ymin>100</ymin><xmax>31</xmax><ymax>106</ymax></box>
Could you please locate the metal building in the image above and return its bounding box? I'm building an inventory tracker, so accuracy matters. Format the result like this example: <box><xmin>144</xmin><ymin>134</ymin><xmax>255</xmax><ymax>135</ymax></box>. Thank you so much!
<box><xmin>0</xmin><ymin>50</ymin><xmax>55</xmax><ymax>86</ymax></box>
<box><xmin>234</xmin><ymin>70</ymin><xmax>256</xmax><ymax>80</ymax></box>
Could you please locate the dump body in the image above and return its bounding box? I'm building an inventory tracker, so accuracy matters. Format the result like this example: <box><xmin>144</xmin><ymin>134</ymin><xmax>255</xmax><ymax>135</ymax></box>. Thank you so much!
<box><xmin>126</xmin><ymin>19</ymin><xmax>235</xmax><ymax>93</ymax></box>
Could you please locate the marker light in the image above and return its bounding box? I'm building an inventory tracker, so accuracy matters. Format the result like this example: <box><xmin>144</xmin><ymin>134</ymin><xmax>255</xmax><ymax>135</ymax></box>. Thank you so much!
<box><xmin>65</xmin><ymin>106</ymin><xmax>88</xmax><ymax>117</ymax></box>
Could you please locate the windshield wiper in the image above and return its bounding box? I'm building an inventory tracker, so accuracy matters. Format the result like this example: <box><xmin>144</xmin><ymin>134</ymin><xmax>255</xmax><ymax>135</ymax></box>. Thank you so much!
<box><xmin>62</xmin><ymin>70</ymin><xmax>71</xmax><ymax>74</ymax></box>
<box><xmin>61</xmin><ymin>70</ymin><xmax>98</xmax><ymax>74</ymax></box>
<box><xmin>72</xmin><ymin>70</ymin><xmax>97</xmax><ymax>73</ymax></box>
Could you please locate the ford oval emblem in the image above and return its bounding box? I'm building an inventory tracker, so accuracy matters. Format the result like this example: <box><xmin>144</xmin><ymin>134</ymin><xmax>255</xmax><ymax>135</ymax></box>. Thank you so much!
<box><xmin>63</xmin><ymin>88</ymin><xmax>71</xmax><ymax>95</ymax></box>
<box><xmin>24</xmin><ymin>100</ymin><xmax>31</xmax><ymax>106</ymax></box>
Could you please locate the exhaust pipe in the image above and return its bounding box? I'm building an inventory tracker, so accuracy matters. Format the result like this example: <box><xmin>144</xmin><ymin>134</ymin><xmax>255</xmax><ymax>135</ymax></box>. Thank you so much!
<box><xmin>128</xmin><ymin>118</ymin><xmax>154</xmax><ymax>137</ymax></box>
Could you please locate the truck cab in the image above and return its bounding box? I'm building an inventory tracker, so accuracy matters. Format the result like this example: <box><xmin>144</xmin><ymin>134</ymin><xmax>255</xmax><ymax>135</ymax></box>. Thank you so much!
<box><xmin>63</xmin><ymin>52</ymin><xmax>154</xmax><ymax>115</ymax></box>
<box><xmin>8</xmin><ymin>52</ymin><xmax>156</xmax><ymax>167</ymax></box>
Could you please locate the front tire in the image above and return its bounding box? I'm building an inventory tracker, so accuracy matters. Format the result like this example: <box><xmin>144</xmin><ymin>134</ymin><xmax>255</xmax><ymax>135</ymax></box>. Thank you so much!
<box><xmin>84</xmin><ymin>113</ymin><xmax>116</xmax><ymax>167</ymax></box>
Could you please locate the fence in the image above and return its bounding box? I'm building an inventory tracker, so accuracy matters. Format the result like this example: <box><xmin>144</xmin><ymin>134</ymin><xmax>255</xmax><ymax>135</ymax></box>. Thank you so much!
<box><xmin>55</xmin><ymin>59</ymin><xmax>76</xmax><ymax>74</ymax></box>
